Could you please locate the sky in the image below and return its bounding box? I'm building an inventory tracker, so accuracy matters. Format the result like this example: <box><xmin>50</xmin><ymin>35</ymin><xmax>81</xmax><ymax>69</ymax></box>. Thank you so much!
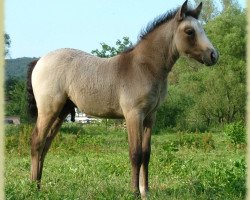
<box><xmin>5</xmin><ymin>0</ymin><xmax>246</xmax><ymax>59</ymax></box>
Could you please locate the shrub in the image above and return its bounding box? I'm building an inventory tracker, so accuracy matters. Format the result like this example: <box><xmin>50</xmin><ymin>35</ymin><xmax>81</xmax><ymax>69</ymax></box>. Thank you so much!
<box><xmin>5</xmin><ymin>124</ymin><xmax>33</xmax><ymax>155</ymax></box>
<box><xmin>17</xmin><ymin>124</ymin><xmax>33</xmax><ymax>155</ymax></box>
<box><xmin>161</xmin><ymin>132</ymin><xmax>215</xmax><ymax>152</ymax></box>
<box><xmin>224</xmin><ymin>121</ymin><xmax>246</xmax><ymax>146</ymax></box>
<box><xmin>202</xmin><ymin>157</ymin><xmax>246</xmax><ymax>198</ymax></box>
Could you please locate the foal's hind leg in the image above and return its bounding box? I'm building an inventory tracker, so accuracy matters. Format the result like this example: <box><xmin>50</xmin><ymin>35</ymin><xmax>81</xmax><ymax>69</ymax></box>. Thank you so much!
<box><xmin>139</xmin><ymin>113</ymin><xmax>155</xmax><ymax>199</ymax></box>
<box><xmin>31</xmin><ymin>113</ymin><xmax>57</xmax><ymax>186</ymax></box>
<box><xmin>38</xmin><ymin>106</ymin><xmax>72</xmax><ymax>182</ymax></box>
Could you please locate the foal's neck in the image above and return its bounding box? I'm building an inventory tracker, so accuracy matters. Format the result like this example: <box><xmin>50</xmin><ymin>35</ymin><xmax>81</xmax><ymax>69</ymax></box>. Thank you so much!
<box><xmin>133</xmin><ymin>21</ymin><xmax>179</xmax><ymax>77</ymax></box>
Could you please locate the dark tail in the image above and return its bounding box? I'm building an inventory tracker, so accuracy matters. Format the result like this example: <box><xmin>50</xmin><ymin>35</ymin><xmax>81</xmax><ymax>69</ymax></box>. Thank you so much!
<box><xmin>27</xmin><ymin>59</ymin><xmax>39</xmax><ymax>120</ymax></box>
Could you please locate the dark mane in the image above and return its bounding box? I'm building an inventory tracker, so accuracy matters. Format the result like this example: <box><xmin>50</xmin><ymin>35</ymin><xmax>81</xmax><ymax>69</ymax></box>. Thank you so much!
<box><xmin>122</xmin><ymin>5</ymin><xmax>197</xmax><ymax>54</ymax></box>
<box><xmin>140</xmin><ymin>5</ymin><xmax>199</xmax><ymax>40</ymax></box>
<box><xmin>139</xmin><ymin>8</ymin><xmax>179</xmax><ymax>40</ymax></box>
<box><xmin>121</xmin><ymin>8</ymin><xmax>179</xmax><ymax>54</ymax></box>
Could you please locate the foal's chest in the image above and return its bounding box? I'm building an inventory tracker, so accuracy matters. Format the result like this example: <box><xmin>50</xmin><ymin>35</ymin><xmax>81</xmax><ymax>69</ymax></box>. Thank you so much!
<box><xmin>141</xmin><ymin>80</ymin><xmax>168</xmax><ymax>115</ymax></box>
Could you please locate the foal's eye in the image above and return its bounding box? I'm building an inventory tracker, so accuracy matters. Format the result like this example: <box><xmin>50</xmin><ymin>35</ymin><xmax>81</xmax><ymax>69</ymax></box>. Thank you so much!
<box><xmin>185</xmin><ymin>29</ymin><xmax>195</xmax><ymax>36</ymax></box>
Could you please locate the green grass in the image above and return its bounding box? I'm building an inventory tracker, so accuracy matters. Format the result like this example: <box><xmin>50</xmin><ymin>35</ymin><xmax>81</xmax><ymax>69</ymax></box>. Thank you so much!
<box><xmin>5</xmin><ymin>123</ymin><xmax>246</xmax><ymax>199</ymax></box>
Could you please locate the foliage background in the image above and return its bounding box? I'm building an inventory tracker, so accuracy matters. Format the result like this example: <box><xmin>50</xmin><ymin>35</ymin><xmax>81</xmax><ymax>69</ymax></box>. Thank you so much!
<box><xmin>5</xmin><ymin>1</ymin><xmax>246</xmax><ymax>132</ymax></box>
<box><xmin>3</xmin><ymin>0</ymin><xmax>247</xmax><ymax>199</ymax></box>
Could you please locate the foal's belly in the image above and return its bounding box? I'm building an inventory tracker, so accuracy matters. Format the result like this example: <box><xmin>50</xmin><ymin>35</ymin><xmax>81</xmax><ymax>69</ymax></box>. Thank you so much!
<box><xmin>71</xmin><ymin>93</ymin><xmax>124</xmax><ymax>119</ymax></box>
<box><xmin>85</xmin><ymin>110</ymin><xmax>124</xmax><ymax>119</ymax></box>
<box><xmin>78</xmin><ymin>104</ymin><xmax>124</xmax><ymax>119</ymax></box>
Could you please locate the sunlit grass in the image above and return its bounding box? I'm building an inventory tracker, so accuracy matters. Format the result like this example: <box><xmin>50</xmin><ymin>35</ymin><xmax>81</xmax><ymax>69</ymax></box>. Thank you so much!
<box><xmin>5</xmin><ymin>123</ymin><xmax>246</xmax><ymax>199</ymax></box>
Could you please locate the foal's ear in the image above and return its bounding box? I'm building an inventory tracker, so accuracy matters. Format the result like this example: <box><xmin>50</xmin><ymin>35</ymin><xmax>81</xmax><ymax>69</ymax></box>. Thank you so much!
<box><xmin>191</xmin><ymin>2</ymin><xmax>203</xmax><ymax>19</ymax></box>
<box><xmin>176</xmin><ymin>0</ymin><xmax>188</xmax><ymax>21</ymax></box>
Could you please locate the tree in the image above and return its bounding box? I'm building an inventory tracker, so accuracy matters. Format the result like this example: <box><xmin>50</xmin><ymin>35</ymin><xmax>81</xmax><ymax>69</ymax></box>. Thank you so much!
<box><xmin>4</xmin><ymin>33</ymin><xmax>11</xmax><ymax>57</ymax></box>
<box><xmin>202</xmin><ymin>3</ymin><xmax>246</xmax><ymax>122</ymax></box>
<box><xmin>91</xmin><ymin>36</ymin><xmax>133</xmax><ymax>58</ymax></box>
<box><xmin>5</xmin><ymin>80</ymin><xmax>28</xmax><ymax>122</ymax></box>
<box><xmin>220</xmin><ymin>0</ymin><xmax>240</xmax><ymax>11</ymax></box>
<box><xmin>193</xmin><ymin>0</ymin><xmax>219</xmax><ymax>23</ymax></box>
<box><xmin>164</xmin><ymin>2</ymin><xmax>246</xmax><ymax>131</ymax></box>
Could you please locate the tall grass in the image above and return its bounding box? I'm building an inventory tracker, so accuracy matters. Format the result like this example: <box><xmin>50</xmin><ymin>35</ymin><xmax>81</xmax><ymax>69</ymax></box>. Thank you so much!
<box><xmin>5</xmin><ymin>123</ymin><xmax>246</xmax><ymax>199</ymax></box>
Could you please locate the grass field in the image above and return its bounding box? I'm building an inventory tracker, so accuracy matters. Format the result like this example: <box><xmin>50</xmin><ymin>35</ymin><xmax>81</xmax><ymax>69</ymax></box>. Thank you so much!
<box><xmin>4</xmin><ymin>123</ymin><xmax>246</xmax><ymax>199</ymax></box>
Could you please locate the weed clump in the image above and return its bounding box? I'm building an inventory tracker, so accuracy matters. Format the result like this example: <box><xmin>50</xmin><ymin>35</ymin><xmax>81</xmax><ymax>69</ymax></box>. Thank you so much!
<box><xmin>224</xmin><ymin>121</ymin><xmax>246</xmax><ymax>147</ymax></box>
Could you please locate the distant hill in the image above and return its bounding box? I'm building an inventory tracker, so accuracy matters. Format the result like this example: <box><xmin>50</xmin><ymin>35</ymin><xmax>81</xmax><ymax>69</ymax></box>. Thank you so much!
<box><xmin>5</xmin><ymin>57</ymin><xmax>38</xmax><ymax>80</ymax></box>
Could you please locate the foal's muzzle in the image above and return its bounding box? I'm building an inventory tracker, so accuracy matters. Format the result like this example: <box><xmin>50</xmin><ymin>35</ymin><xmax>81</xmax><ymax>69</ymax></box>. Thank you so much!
<box><xmin>203</xmin><ymin>48</ymin><xmax>219</xmax><ymax>66</ymax></box>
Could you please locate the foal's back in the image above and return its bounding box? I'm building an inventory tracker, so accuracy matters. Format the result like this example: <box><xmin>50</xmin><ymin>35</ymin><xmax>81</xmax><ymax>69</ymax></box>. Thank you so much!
<box><xmin>32</xmin><ymin>48</ymin><xmax>124</xmax><ymax>118</ymax></box>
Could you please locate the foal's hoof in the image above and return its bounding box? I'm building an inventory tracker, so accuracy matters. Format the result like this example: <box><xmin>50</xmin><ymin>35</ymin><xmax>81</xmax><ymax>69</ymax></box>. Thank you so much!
<box><xmin>37</xmin><ymin>182</ymin><xmax>41</xmax><ymax>190</ymax></box>
<box><xmin>31</xmin><ymin>179</ymin><xmax>41</xmax><ymax>190</ymax></box>
<box><xmin>133</xmin><ymin>189</ymin><xmax>149</xmax><ymax>199</ymax></box>
<box><xmin>133</xmin><ymin>190</ymin><xmax>141</xmax><ymax>199</ymax></box>
<box><xmin>140</xmin><ymin>191</ymin><xmax>149</xmax><ymax>200</ymax></box>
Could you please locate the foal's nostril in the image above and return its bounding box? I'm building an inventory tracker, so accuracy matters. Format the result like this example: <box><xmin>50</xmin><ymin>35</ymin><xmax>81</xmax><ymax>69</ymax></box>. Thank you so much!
<box><xmin>210</xmin><ymin>51</ymin><xmax>217</xmax><ymax>63</ymax></box>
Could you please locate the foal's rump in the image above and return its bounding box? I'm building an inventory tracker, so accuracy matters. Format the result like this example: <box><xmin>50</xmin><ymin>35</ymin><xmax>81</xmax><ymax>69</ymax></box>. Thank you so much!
<box><xmin>31</xmin><ymin>48</ymin><xmax>123</xmax><ymax>118</ymax></box>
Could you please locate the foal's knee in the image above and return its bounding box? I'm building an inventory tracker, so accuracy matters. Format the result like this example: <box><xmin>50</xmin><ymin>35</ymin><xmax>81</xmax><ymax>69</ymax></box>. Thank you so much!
<box><xmin>130</xmin><ymin>148</ymin><xmax>142</xmax><ymax>167</ymax></box>
<box><xmin>142</xmin><ymin>148</ymin><xmax>151</xmax><ymax>165</ymax></box>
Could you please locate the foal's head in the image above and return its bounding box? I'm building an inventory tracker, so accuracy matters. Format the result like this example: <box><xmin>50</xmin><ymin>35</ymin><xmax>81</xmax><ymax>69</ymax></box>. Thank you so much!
<box><xmin>173</xmin><ymin>0</ymin><xmax>218</xmax><ymax>66</ymax></box>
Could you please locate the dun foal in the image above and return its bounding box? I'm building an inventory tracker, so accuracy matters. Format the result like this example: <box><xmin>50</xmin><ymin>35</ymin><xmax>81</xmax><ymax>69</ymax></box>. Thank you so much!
<box><xmin>27</xmin><ymin>1</ymin><xmax>218</xmax><ymax>199</ymax></box>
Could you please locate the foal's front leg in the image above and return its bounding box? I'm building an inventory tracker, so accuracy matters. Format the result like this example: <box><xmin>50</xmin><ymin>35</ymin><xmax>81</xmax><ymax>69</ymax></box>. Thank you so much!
<box><xmin>125</xmin><ymin>111</ymin><xmax>143</xmax><ymax>197</ymax></box>
<box><xmin>139</xmin><ymin>114</ymin><xmax>155</xmax><ymax>199</ymax></box>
